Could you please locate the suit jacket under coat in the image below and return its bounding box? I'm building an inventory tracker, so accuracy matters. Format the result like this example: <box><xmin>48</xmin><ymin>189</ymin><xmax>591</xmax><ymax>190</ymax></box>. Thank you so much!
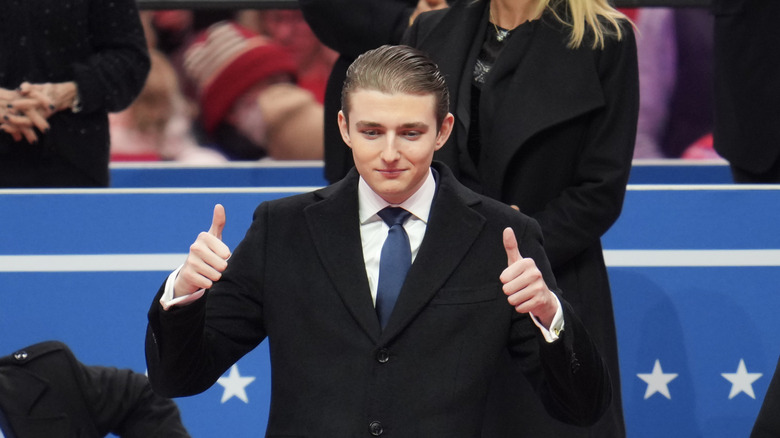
<box><xmin>146</xmin><ymin>162</ymin><xmax>610</xmax><ymax>437</ymax></box>
<box><xmin>404</xmin><ymin>0</ymin><xmax>636</xmax><ymax>389</ymax></box>
<box><xmin>0</xmin><ymin>341</ymin><xmax>189</xmax><ymax>438</ymax></box>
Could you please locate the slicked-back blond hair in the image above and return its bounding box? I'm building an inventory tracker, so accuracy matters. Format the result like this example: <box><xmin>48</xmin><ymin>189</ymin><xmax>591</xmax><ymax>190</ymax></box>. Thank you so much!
<box><xmin>341</xmin><ymin>45</ymin><xmax>450</xmax><ymax>130</ymax></box>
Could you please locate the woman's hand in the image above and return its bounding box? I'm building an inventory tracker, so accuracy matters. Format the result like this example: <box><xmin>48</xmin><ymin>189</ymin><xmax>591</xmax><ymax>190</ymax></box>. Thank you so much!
<box><xmin>0</xmin><ymin>86</ymin><xmax>42</xmax><ymax>143</ymax></box>
<box><xmin>0</xmin><ymin>82</ymin><xmax>79</xmax><ymax>143</ymax></box>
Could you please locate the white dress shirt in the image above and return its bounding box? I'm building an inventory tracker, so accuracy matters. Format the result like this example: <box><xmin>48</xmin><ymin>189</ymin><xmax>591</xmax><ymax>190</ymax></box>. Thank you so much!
<box><xmin>357</xmin><ymin>169</ymin><xmax>436</xmax><ymax>305</ymax></box>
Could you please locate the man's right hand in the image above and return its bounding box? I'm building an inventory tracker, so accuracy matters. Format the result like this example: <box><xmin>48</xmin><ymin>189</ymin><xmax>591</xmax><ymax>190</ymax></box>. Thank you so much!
<box><xmin>174</xmin><ymin>204</ymin><xmax>232</xmax><ymax>298</ymax></box>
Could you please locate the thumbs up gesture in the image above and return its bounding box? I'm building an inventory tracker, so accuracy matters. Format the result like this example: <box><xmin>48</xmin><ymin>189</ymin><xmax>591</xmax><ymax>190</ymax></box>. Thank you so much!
<box><xmin>174</xmin><ymin>204</ymin><xmax>232</xmax><ymax>298</ymax></box>
<box><xmin>500</xmin><ymin>227</ymin><xmax>559</xmax><ymax>328</ymax></box>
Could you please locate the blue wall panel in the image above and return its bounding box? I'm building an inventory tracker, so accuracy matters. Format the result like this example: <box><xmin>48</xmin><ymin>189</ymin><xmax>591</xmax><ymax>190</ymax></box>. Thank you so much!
<box><xmin>1</xmin><ymin>180</ymin><xmax>778</xmax><ymax>437</ymax></box>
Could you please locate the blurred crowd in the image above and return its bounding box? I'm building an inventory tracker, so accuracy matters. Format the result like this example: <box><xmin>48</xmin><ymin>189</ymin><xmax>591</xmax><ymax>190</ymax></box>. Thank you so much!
<box><xmin>111</xmin><ymin>6</ymin><xmax>720</xmax><ymax>166</ymax></box>
<box><xmin>108</xmin><ymin>9</ymin><xmax>337</xmax><ymax>164</ymax></box>
<box><xmin>629</xmin><ymin>7</ymin><xmax>718</xmax><ymax>160</ymax></box>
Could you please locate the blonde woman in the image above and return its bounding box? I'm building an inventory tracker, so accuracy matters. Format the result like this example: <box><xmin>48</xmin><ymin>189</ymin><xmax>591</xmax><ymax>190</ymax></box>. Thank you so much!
<box><xmin>404</xmin><ymin>0</ymin><xmax>637</xmax><ymax>436</ymax></box>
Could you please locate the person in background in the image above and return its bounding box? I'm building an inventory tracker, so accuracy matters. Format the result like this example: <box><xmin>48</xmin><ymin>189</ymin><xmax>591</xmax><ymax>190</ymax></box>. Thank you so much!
<box><xmin>0</xmin><ymin>0</ymin><xmax>149</xmax><ymax>188</ymax></box>
<box><xmin>403</xmin><ymin>0</ymin><xmax>638</xmax><ymax>436</ymax></box>
<box><xmin>299</xmin><ymin>0</ymin><xmax>448</xmax><ymax>183</ymax></box>
<box><xmin>633</xmin><ymin>7</ymin><xmax>714</xmax><ymax>159</ymax></box>
<box><xmin>0</xmin><ymin>340</ymin><xmax>190</xmax><ymax>438</ymax></box>
<box><xmin>145</xmin><ymin>44</ymin><xmax>611</xmax><ymax>436</ymax></box>
<box><xmin>182</xmin><ymin>21</ymin><xmax>323</xmax><ymax>161</ymax></box>
<box><xmin>109</xmin><ymin>49</ymin><xmax>227</xmax><ymax>164</ymax></box>
<box><xmin>712</xmin><ymin>0</ymin><xmax>780</xmax><ymax>183</ymax></box>
<box><xmin>236</xmin><ymin>9</ymin><xmax>338</xmax><ymax>104</ymax></box>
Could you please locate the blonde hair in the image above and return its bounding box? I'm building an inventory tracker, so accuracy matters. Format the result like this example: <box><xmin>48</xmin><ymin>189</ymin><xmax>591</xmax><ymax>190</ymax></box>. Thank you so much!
<box><xmin>530</xmin><ymin>0</ymin><xmax>631</xmax><ymax>49</ymax></box>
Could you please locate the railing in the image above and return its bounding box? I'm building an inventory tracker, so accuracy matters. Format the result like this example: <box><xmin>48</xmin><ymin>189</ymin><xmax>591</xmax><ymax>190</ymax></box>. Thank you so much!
<box><xmin>136</xmin><ymin>0</ymin><xmax>711</xmax><ymax>10</ymax></box>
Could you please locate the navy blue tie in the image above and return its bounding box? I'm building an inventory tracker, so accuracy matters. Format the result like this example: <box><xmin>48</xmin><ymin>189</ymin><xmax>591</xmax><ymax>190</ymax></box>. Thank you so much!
<box><xmin>376</xmin><ymin>207</ymin><xmax>412</xmax><ymax>329</ymax></box>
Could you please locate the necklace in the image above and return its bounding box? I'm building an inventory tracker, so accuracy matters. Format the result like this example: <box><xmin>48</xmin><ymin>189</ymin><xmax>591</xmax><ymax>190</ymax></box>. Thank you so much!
<box><xmin>489</xmin><ymin>5</ymin><xmax>509</xmax><ymax>42</ymax></box>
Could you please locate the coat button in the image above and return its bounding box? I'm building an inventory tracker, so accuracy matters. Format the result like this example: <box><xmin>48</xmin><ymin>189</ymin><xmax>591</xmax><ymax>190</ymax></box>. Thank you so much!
<box><xmin>376</xmin><ymin>348</ymin><xmax>390</xmax><ymax>363</ymax></box>
<box><xmin>369</xmin><ymin>421</ymin><xmax>383</xmax><ymax>436</ymax></box>
<box><xmin>13</xmin><ymin>351</ymin><xmax>28</xmax><ymax>361</ymax></box>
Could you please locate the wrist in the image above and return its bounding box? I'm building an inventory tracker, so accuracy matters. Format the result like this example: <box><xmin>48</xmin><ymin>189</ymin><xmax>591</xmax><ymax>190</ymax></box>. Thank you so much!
<box><xmin>537</xmin><ymin>291</ymin><xmax>559</xmax><ymax>328</ymax></box>
<box><xmin>53</xmin><ymin>82</ymin><xmax>80</xmax><ymax>113</ymax></box>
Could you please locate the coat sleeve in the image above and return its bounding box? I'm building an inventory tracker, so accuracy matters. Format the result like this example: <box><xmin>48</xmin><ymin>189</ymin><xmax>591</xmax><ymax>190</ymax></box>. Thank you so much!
<box><xmin>751</xmin><ymin>356</ymin><xmax>780</xmax><ymax>437</ymax></box>
<box><xmin>299</xmin><ymin>0</ymin><xmax>416</xmax><ymax>58</ymax></box>
<box><xmin>72</xmin><ymin>0</ymin><xmax>150</xmax><ymax>114</ymax></box>
<box><xmin>25</xmin><ymin>341</ymin><xmax>190</xmax><ymax>438</ymax></box>
<box><xmin>80</xmin><ymin>364</ymin><xmax>191</xmax><ymax>438</ymax></box>
<box><xmin>146</xmin><ymin>203</ymin><xmax>271</xmax><ymax>398</ymax></box>
<box><xmin>508</xmin><ymin>217</ymin><xmax>612</xmax><ymax>426</ymax></box>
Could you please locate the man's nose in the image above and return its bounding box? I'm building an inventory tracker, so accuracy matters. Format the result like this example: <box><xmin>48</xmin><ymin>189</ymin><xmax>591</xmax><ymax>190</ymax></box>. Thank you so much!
<box><xmin>380</xmin><ymin>136</ymin><xmax>401</xmax><ymax>162</ymax></box>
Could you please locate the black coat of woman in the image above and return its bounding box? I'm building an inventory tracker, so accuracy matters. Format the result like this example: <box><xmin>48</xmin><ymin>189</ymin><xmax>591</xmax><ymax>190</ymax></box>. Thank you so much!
<box><xmin>0</xmin><ymin>0</ymin><xmax>149</xmax><ymax>187</ymax></box>
<box><xmin>404</xmin><ymin>1</ymin><xmax>638</xmax><ymax>436</ymax></box>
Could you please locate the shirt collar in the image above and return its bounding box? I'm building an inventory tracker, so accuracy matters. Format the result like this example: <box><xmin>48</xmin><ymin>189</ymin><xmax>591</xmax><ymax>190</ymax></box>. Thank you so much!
<box><xmin>358</xmin><ymin>168</ymin><xmax>436</xmax><ymax>225</ymax></box>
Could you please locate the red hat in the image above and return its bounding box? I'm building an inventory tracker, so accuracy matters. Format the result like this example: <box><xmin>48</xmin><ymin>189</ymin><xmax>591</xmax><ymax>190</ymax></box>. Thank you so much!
<box><xmin>183</xmin><ymin>21</ymin><xmax>298</xmax><ymax>134</ymax></box>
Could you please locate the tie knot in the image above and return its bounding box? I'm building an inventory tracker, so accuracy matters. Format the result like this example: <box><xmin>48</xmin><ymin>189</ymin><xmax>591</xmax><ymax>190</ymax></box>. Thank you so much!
<box><xmin>378</xmin><ymin>207</ymin><xmax>411</xmax><ymax>227</ymax></box>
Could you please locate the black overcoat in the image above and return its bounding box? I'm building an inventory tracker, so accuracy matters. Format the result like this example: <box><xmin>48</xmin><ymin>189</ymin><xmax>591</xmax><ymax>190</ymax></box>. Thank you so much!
<box><xmin>404</xmin><ymin>2</ymin><xmax>638</xmax><ymax>436</ymax></box>
<box><xmin>146</xmin><ymin>162</ymin><xmax>611</xmax><ymax>437</ymax></box>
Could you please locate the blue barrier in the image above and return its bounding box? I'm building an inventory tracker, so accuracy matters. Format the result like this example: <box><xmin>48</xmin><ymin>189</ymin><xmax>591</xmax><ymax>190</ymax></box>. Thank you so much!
<box><xmin>110</xmin><ymin>161</ymin><xmax>329</xmax><ymax>188</ymax></box>
<box><xmin>1</xmin><ymin>182</ymin><xmax>778</xmax><ymax>437</ymax></box>
<box><xmin>108</xmin><ymin>159</ymin><xmax>733</xmax><ymax>188</ymax></box>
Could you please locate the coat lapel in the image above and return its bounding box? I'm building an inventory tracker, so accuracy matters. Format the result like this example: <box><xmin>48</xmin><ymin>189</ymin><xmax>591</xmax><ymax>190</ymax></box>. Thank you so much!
<box><xmin>0</xmin><ymin>366</ymin><xmax>63</xmax><ymax>436</ymax></box>
<box><xmin>304</xmin><ymin>170</ymin><xmax>382</xmax><ymax>343</ymax></box>
<box><xmin>304</xmin><ymin>166</ymin><xmax>487</xmax><ymax>344</ymax></box>
<box><xmin>417</xmin><ymin>4</ymin><xmax>606</xmax><ymax>198</ymax></box>
<box><xmin>0</xmin><ymin>367</ymin><xmax>46</xmax><ymax>416</ymax></box>
<box><xmin>380</xmin><ymin>164</ymin><xmax>486</xmax><ymax>342</ymax></box>
<box><xmin>479</xmin><ymin>16</ymin><xmax>605</xmax><ymax>198</ymax></box>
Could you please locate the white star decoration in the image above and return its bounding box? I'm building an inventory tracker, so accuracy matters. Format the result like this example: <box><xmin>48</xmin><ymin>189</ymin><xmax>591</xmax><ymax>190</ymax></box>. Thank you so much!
<box><xmin>721</xmin><ymin>359</ymin><xmax>762</xmax><ymax>399</ymax></box>
<box><xmin>637</xmin><ymin>359</ymin><xmax>678</xmax><ymax>399</ymax></box>
<box><xmin>217</xmin><ymin>364</ymin><xmax>256</xmax><ymax>403</ymax></box>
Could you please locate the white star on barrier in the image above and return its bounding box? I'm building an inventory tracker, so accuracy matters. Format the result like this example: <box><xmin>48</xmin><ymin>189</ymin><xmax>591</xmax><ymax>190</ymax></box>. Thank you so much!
<box><xmin>637</xmin><ymin>359</ymin><xmax>678</xmax><ymax>399</ymax></box>
<box><xmin>722</xmin><ymin>359</ymin><xmax>762</xmax><ymax>399</ymax></box>
<box><xmin>217</xmin><ymin>364</ymin><xmax>256</xmax><ymax>403</ymax></box>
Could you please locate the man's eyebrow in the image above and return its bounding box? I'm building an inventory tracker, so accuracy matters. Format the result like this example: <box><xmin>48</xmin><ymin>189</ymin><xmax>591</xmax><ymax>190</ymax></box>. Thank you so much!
<box><xmin>355</xmin><ymin>121</ymin><xmax>383</xmax><ymax>128</ymax></box>
<box><xmin>399</xmin><ymin>122</ymin><xmax>429</xmax><ymax>129</ymax></box>
<box><xmin>353</xmin><ymin>121</ymin><xmax>430</xmax><ymax>129</ymax></box>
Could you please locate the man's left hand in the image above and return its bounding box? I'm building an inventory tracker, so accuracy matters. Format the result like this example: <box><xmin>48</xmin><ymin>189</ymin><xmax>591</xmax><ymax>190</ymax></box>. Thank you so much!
<box><xmin>500</xmin><ymin>227</ymin><xmax>559</xmax><ymax>328</ymax></box>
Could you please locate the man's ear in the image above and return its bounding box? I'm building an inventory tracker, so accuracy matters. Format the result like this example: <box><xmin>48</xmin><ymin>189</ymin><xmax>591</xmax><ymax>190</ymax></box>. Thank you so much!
<box><xmin>435</xmin><ymin>113</ymin><xmax>455</xmax><ymax>150</ymax></box>
<box><xmin>337</xmin><ymin>110</ymin><xmax>352</xmax><ymax>148</ymax></box>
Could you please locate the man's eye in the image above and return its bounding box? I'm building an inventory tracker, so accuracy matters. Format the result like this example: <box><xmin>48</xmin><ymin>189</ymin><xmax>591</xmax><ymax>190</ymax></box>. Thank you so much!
<box><xmin>404</xmin><ymin>131</ymin><xmax>421</xmax><ymax>139</ymax></box>
<box><xmin>361</xmin><ymin>130</ymin><xmax>380</xmax><ymax>137</ymax></box>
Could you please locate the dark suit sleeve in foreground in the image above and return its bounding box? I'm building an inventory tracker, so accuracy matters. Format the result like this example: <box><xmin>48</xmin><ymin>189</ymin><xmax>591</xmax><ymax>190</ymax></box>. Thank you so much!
<box><xmin>507</xmin><ymin>215</ymin><xmax>612</xmax><ymax>426</ymax></box>
<box><xmin>751</xmin><ymin>356</ymin><xmax>780</xmax><ymax>437</ymax></box>
<box><xmin>1</xmin><ymin>341</ymin><xmax>189</xmax><ymax>438</ymax></box>
<box><xmin>146</xmin><ymin>203</ymin><xmax>271</xmax><ymax>398</ymax></box>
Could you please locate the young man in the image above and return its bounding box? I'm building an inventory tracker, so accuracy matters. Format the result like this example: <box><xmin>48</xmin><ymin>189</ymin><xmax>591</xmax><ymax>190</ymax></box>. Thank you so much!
<box><xmin>146</xmin><ymin>44</ymin><xmax>610</xmax><ymax>436</ymax></box>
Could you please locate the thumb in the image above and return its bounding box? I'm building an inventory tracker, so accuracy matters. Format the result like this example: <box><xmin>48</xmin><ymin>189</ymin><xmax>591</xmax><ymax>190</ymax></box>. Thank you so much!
<box><xmin>208</xmin><ymin>204</ymin><xmax>226</xmax><ymax>240</ymax></box>
<box><xmin>503</xmin><ymin>227</ymin><xmax>522</xmax><ymax>266</ymax></box>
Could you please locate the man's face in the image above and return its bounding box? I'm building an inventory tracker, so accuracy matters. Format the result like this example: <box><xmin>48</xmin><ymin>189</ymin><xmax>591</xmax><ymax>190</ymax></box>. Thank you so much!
<box><xmin>338</xmin><ymin>89</ymin><xmax>453</xmax><ymax>204</ymax></box>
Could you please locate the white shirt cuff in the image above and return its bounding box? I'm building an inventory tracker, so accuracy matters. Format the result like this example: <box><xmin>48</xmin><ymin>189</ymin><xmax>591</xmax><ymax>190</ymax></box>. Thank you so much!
<box><xmin>159</xmin><ymin>265</ymin><xmax>205</xmax><ymax>311</ymax></box>
<box><xmin>530</xmin><ymin>294</ymin><xmax>565</xmax><ymax>343</ymax></box>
